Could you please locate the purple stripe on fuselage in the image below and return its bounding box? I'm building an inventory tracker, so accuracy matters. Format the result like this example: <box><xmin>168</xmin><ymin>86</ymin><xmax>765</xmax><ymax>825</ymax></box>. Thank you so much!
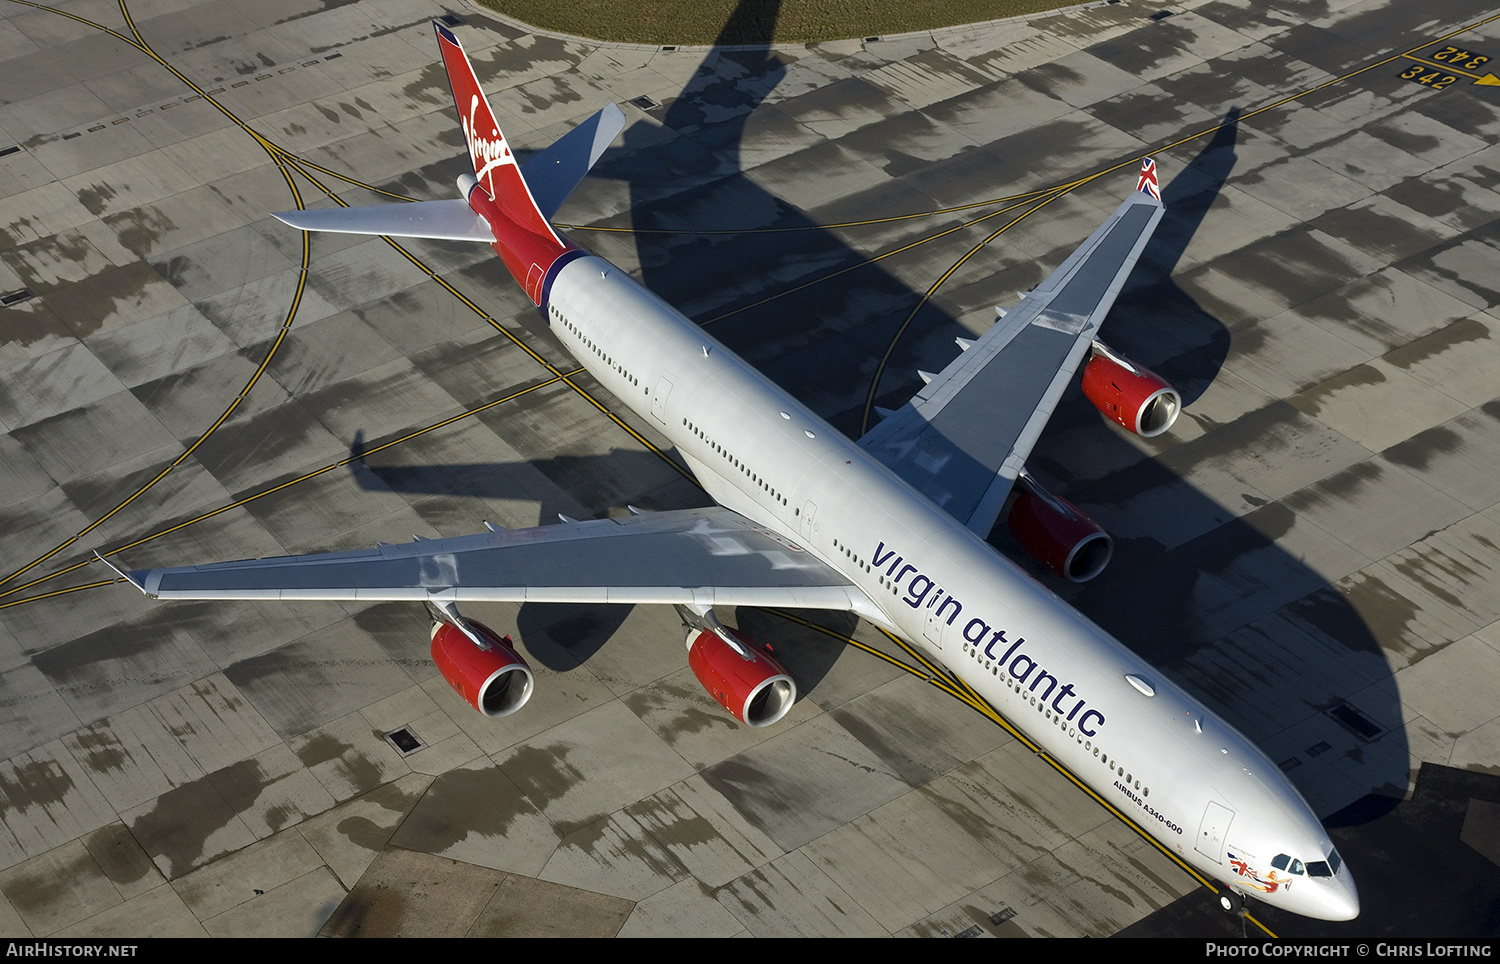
<box><xmin>537</xmin><ymin>247</ymin><xmax>590</xmax><ymax>314</ymax></box>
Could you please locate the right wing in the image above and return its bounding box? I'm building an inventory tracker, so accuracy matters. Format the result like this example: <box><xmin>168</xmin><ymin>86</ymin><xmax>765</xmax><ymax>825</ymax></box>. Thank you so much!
<box><xmin>116</xmin><ymin>506</ymin><xmax>867</xmax><ymax>612</ymax></box>
<box><xmin>858</xmin><ymin>171</ymin><xmax>1165</xmax><ymax>537</ymax></box>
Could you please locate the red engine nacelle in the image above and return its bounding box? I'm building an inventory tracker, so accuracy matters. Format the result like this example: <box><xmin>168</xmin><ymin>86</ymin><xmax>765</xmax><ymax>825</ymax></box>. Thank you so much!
<box><xmin>1007</xmin><ymin>487</ymin><xmax>1113</xmax><ymax>583</ymax></box>
<box><xmin>687</xmin><ymin>627</ymin><xmax>796</xmax><ymax>728</ymax></box>
<box><xmin>1081</xmin><ymin>353</ymin><xmax>1180</xmax><ymax>437</ymax></box>
<box><xmin>430</xmin><ymin>619</ymin><xmax>534</xmax><ymax>718</ymax></box>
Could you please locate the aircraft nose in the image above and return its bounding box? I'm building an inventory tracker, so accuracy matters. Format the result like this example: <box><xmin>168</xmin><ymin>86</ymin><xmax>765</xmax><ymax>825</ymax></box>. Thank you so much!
<box><xmin>1324</xmin><ymin>873</ymin><xmax>1360</xmax><ymax>921</ymax></box>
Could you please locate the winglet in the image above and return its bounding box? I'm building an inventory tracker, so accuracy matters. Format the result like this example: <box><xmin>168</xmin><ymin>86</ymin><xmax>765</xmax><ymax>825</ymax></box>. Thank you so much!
<box><xmin>95</xmin><ymin>551</ymin><xmax>149</xmax><ymax>594</ymax></box>
<box><xmin>1136</xmin><ymin>156</ymin><xmax>1161</xmax><ymax>201</ymax></box>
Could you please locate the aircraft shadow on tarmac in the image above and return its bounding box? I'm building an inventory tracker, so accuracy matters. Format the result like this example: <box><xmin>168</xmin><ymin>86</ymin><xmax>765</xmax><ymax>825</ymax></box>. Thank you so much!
<box><xmin>362</xmin><ymin>0</ymin><xmax>1407</xmax><ymax>822</ymax></box>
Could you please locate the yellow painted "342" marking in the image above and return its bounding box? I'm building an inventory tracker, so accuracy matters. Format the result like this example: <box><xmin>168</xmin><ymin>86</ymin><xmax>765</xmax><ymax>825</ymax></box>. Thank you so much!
<box><xmin>1398</xmin><ymin>46</ymin><xmax>1500</xmax><ymax>89</ymax></box>
<box><xmin>1400</xmin><ymin>64</ymin><xmax>1459</xmax><ymax>89</ymax></box>
<box><xmin>1430</xmin><ymin>46</ymin><xmax>1490</xmax><ymax>69</ymax></box>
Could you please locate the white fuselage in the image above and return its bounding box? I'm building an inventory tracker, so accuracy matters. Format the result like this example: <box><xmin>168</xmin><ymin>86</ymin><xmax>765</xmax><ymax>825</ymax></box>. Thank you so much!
<box><xmin>540</xmin><ymin>250</ymin><xmax>1358</xmax><ymax>922</ymax></box>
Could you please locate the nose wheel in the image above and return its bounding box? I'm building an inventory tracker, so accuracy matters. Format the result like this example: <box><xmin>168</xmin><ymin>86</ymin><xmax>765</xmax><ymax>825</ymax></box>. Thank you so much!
<box><xmin>1217</xmin><ymin>887</ymin><xmax>1243</xmax><ymax>915</ymax></box>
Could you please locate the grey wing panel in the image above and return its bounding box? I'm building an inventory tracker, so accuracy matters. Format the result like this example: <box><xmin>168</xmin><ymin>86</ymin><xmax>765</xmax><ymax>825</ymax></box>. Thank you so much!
<box><xmin>272</xmin><ymin>199</ymin><xmax>496</xmax><ymax>242</ymax></box>
<box><xmin>859</xmin><ymin>192</ymin><xmax>1164</xmax><ymax>536</ymax></box>
<box><xmin>130</xmin><ymin>507</ymin><xmax>862</xmax><ymax>610</ymax></box>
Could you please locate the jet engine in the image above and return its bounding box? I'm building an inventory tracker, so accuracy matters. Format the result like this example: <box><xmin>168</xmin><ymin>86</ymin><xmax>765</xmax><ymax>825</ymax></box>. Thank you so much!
<box><xmin>687</xmin><ymin>625</ymin><xmax>796</xmax><ymax>728</ymax></box>
<box><xmin>1081</xmin><ymin>349</ymin><xmax>1180</xmax><ymax>437</ymax></box>
<box><xmin>1007</xmin><ymin>481</ymin><xmax>1113</xmax><ymax>583</ymax></box>
<box><xmin>430</xmin><ymin>618</ymin><xmax>535</xmax><ymax>718</ymax></box>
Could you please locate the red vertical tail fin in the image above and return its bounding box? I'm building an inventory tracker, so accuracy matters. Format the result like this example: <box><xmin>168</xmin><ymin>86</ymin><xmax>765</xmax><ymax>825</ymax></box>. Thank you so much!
<box><xmin>435</xmin><ymin>23</ymin><xmax>542</xmax><ymax>223</ymax></box>
<box><xmin>435</xmin><ymin>22</ymin><xmax>574</xmax><ymax>304</ymax></box>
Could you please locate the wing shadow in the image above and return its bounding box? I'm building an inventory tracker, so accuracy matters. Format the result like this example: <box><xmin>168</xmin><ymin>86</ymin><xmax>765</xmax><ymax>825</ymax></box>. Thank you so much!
<box><xmin>574</xmin><ymin>6</ymin><xmax>1405</xmax><ymax>816</ymax></box>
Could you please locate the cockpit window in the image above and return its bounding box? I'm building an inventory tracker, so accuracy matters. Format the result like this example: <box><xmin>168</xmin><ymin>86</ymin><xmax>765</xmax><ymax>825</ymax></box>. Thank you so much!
<box><xmin>1307</xmin><ymin>860</ymin><xmax>1331</xmax><ymax>877</ymax></box>
<box><xmin>1270</xmin><ymin>854</ymin><xmax>1305</xmax><ymax>875</ymax></box>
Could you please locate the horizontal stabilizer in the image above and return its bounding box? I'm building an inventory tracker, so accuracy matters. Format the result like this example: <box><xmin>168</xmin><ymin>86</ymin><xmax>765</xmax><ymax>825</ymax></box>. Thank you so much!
<box><xmin>521</xmin><ymin>103</ymin><xmax>626</xmax><ymax>219</ymax></box>
<box><xmin>272</xmin><ymin>199</ymin><xmax>496</xmax><ymax>242</ymax></box>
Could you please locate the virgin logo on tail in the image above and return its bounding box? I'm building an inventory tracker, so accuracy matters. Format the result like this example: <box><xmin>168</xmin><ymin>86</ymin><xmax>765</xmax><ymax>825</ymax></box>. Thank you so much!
<box><xmin>437</xmin><ymin>23</ymin><xmax>512</xmax><ymax>199</ymax></box>
<box><xmin>463</xmin><ymin>94</ymin><xmax>515</xmax><ymax>195</ymax></box>
<box><xmin>1136</xmin><ymin>157</ymin><xmax>1161</xmax><ymax>200</ymax></box>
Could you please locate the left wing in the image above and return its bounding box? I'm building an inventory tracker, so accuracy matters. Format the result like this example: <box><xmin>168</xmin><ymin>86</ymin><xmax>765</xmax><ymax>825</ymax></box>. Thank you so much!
<box><xmin>858</xmin><ymin>163</ymin><xmax>1166</xmax><ymax>536</ymax></box>
<box><xmin>117</xmin><ymin>506</ymin><xmax>866</xmax><ymax>611</ymax></box>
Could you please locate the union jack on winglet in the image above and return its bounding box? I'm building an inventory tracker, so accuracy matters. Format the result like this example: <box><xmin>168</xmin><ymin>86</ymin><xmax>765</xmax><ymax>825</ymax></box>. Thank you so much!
<box><xmin>1136</xmin><ymin>156</ymin><xmax>1161</xmax><ymax>201</ymax></box>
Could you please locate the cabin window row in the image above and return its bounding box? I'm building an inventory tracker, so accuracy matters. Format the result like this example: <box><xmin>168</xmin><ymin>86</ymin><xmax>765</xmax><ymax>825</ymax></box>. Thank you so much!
<box><xmin>831</xmin><ymin>537</ymin><xmax>871</xmax><ymax>574</ymax></box>
<box><xmin>960</xmin><ymin>641</ymin><xmax>1149</xmax><ymax>799</ymax></box>
<box><xmin>551</xmin><ymin>305</ymin><xmax>641</xmax><ymax>389</ymax></box>
<box><xmin>682</xmin><ymin>418</ymin><xmax>789</xmax><ymax>507</ymax></box>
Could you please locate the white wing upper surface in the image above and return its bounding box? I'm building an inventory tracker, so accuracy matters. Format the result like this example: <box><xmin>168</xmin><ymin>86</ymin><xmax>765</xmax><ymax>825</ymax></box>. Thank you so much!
<box><xmin>127</xmin><ymin>506</ymin><xmax>864</xmax><ymax>610</ymax></box>
<box><xmin>857</xmin><ymin>189</ymin><xmax>1164</xmax><ymax>536</ymax></box>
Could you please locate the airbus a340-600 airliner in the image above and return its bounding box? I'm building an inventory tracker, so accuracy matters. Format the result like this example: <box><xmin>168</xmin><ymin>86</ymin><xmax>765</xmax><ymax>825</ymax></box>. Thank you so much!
<box><xmin>108</xmin><ymin>22</ymin><xmax>1358</xmax><ymax>922</ymax></box>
